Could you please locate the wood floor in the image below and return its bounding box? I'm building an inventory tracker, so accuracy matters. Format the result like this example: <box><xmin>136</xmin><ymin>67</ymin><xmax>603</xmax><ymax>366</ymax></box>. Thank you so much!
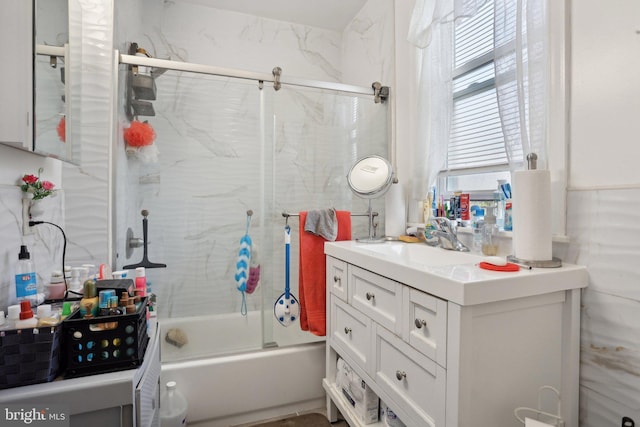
<box><xmin>232</xmin><ymin>410</ymin><xmax>349</xmax><ymax>427</ymax></box>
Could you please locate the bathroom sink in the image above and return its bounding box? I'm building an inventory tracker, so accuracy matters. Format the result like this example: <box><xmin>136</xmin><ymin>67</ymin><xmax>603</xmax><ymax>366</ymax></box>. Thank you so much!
<box><xmin>324</xmin><ymin>240</ymin><xmax>588</xmax><ymax>306</ymax></box>
<box><xmin>350</xmin><ymin>241</ymin><xmax>485</xmax><ymax>266</ymax></box>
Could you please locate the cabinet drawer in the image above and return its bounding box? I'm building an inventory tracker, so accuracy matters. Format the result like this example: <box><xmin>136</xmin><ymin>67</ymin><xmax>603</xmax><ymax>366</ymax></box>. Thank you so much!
<box><xmin>330</xmin><ymin>296</ymin><xmax>373</xmax><ymax>375</ymax></box>
<box><xmin>375</xmin><ymin>325</ymin><xmax>446</xmax><ymax>427</ymax></box>
<box><xmin>327</xmin><ymin>257</ymin><xmax>348</xmax><ymax>302</ymax></box>
<box><xmin>349</xmin><ymin>265</ymin><xmax>403</xmax><ymax>335</ymax></box>
<box><xmin>404</xmin><ymin>288</ymin><xmax>448</xmax><ymax>367</ymax></box>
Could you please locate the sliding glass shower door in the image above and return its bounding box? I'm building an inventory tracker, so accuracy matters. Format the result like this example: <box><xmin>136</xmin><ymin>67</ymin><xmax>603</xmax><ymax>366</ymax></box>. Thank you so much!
<box><xmin>115</xmin><ymin>62</ymin><xmax>389</xmax><ymax>359</ymax></box>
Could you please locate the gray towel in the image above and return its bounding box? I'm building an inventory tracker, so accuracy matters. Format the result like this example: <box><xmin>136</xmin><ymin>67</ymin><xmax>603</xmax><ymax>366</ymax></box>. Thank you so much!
<box><xmin>304</xmin><ymin>208</ymin><xmax>338</xmax><ymax>241</ymax></box>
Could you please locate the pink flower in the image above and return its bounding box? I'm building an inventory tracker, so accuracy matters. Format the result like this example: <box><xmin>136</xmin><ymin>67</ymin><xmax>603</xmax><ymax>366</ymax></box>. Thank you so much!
<box><xmin>20</xmin><ymin>168</ymin><xmax>56</xmax><ymax>200</ymax></box>
<box><xmin>22</xmin><ymin>174</ymin><xmax>38</xmax><ymax>184</ymax></box>
<box><xmin>41</xmin><ymin>181</ymin><xmax>55</xmax><ymax>191</ymax></box>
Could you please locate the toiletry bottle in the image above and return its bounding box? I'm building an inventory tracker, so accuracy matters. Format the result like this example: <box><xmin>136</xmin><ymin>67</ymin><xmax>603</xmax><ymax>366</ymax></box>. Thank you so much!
<box><xmin>504</xmin><ymin>199</ymin><xmax>513</xmax><ymax>231</ymax></box>
<box><xmin>481</xmin><ymin>208</ymin><xmax>499</xmax><ymax>256</ymax></box>
<box><xmin>14</xmin><ymin>301</ymin><xmax>38</xmax><ymax>329</ymax></box>
<box><xmin>98</xmin><ymin>290</ymin><xmax>113</xmax><ymax>317</ymax></box>
<box><xmin>46</xmin><ymin>270</ymin><xmax>66</xmax><ymax>300</ymax></box>
<box><xmin>136</xmin><ymin>267</ymin><xmax>150</xmax><ymax>319</ymax></box>
<box><xmin>459</xmin><ymin>193</ymin><xmax>471</xmax><ymax>227</ymax></box>
<box><xmin>68</xmin><ymin>267</ymin><xmax>83</xmax><ymax>296</ymax></box>
<box><xmin>60</xmin><ymin>301</ymin><xmax>72</xmax><ymax>320</ymax></box>
<box><xmin>36</xmin><ymin>304</ymin><xmax>60</xmax><ymax>327</ymax></box>
<box><xmin>15</xmin><ymin>245</ymin><xmax>37</xmax><ymax>305</ymax></box>
<box><xmin>79</xmin><ymin>279</ymin><xmax>99</xmax><ymax>318</ymax></box>
<box><xmin>471</xmin><ymin>207</ymin><xmax>485</xmax><ymax>253</ymax></box>
<box><xmin>494</xmin><ymin>180</ymin><xmax>506</xmax><ymax>229</ymax></box>
<box><xmin>135</xmin><ymin>267</ymin><xmax>147</xmax><ymax>296</ymax></box>
<box><xmin>160</xmin><ymin>381</ymin><xmax>188</xmax><ymax>427</ymax></box>
<box><xmin>5</xmin><ymin>305</ymin><xmax>21</xmax><ymax>329</ymax></box>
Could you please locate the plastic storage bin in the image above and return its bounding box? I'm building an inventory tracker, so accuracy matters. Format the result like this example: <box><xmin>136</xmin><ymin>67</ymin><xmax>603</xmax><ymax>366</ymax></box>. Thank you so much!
<box><xmin>0</xmin><ymin>326</ymin><xmax>63</xmax><ymax>389</ymax></box>
<box><xmin>63</xmin><ymin>297</ymin><xmax>149</xmax><ymax>378</ymax></box>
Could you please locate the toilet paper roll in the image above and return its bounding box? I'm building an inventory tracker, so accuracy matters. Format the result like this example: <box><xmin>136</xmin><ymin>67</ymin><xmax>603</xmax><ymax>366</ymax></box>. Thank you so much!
<box><xmin>512</xmin><ymin>169</ymin><xmax>552</xmax><ymax>261</ymax></box>
<box><xmin>385</xmin><ymin>182</ymin><xmax>406</xmax><ymax>237</ymax></box>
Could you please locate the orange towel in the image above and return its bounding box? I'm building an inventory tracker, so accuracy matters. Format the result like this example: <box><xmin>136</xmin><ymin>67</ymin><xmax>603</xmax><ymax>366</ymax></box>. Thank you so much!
<box><xmin>299</xmin><ymin>211</ymin><xmax>352</xmax><ymax>336</ymax></box>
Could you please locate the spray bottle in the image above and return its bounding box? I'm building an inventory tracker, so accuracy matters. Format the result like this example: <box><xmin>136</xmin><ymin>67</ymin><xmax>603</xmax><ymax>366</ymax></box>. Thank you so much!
<box><xmin>15</xmin><ymin>245</ymin><xmax>38</xmax><ymax>306</ymax></box>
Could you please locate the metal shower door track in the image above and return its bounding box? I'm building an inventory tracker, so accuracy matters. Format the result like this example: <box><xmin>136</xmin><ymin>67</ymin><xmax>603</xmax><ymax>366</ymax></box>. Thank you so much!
<box><xmin>118</xmin><ymin>52</ymin><xmax>378</xmax><ymax>97</ymax></box>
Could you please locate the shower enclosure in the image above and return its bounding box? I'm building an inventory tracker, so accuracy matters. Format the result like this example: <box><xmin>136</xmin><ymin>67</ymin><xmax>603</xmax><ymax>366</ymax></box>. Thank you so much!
<box><xmin>114</xmin><ymin>54</ymin><xmax>390</xmax><ymax>361</ymax></box>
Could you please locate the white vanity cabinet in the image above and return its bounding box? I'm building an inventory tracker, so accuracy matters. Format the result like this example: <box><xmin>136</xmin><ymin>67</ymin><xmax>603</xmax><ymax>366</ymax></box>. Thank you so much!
<box><xmin>323</xmin><ymin>242</ymin><xmax>587</xmax><ymax>427</ymax></box>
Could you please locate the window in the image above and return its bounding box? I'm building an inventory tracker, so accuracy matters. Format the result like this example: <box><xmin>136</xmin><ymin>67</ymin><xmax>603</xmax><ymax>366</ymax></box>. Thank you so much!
<box><xmin>439</xmin><ymin>0</ymin><xmax>512</xmax><ymax>200</ymax></box>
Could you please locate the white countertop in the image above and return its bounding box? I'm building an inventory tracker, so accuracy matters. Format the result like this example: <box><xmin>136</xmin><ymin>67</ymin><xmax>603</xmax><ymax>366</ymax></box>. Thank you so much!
<box><xmin>324</xmin><ymin>241</ymin><xmax>588</xmax><ymax>306</ymax></box>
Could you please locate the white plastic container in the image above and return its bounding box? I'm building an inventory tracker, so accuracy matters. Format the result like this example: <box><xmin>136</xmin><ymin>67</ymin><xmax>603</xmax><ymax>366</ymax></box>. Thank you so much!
<box><xmin>160</xmin><ymin>381</ymin><xmax>188</xmax><ymax>427</ymax></box>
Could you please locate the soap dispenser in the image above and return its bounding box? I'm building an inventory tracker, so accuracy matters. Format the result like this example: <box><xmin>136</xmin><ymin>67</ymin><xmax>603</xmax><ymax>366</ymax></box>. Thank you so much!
<box><xmin>481</xmin><ymin>207</ymin><xmax>499</xmax><ymax>256</ymax></box>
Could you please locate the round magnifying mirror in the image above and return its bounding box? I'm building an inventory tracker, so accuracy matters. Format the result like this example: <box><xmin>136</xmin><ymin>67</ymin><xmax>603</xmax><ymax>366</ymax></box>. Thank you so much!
<box><xmin>347</xmin><ymin>155</ymin><xmax>394</xmax><ymax>243</ymax></box>
<box><xmin>347</xmin><ymin>155</ymin><xmax>393</xmax><ymax>198</ymax></box>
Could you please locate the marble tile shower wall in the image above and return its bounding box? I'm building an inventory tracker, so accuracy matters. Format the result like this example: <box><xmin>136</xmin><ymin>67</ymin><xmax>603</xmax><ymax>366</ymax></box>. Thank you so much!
<box><xmin>566</xmin><ymin>188</ymin><xmax>640</xmax><ymax>425</ymax></box>
<box><xmin>113</xmin><ymin>0</ymin><xmax>393</xmax><ymax>318</ymax></box>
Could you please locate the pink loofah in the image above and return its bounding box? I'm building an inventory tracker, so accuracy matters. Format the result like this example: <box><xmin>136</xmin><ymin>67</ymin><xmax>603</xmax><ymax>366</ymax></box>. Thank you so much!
<box><xmin>246</xmin><ymin>265</ymin><xmax>260</xmax><ymax>294</ymax></box>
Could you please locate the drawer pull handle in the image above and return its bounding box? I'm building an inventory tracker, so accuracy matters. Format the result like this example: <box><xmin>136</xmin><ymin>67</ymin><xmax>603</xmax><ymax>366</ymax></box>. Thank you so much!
<box><xmin>395</xmin><ymin>370</ymin><xmax>407</xmax><ymax>381</ymax></box>
<box><xmin>334</xmin><ymin>275</ymin><xmax>341</xmax><ymax>284</ymax></box>
<box><xmin>344</xmin><ymin>327</ymin><xmax>352</xmax><ymax>334</ymax></box>
<box><xmin>414</xmin><ymin>318</ymin><xmax>427</xmax><ymax>329</ymax></box>
<box><xmin>366</xmin><ymin>292</ymin><xmax>375</xmax><ymax>301</ymax></box>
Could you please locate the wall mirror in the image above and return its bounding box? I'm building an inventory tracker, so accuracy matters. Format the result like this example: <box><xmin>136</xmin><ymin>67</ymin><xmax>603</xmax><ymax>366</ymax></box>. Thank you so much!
<box><xmin>33</xmin><ymin>0</ymin><xmax>75</xmax><ymax>163</ymax></box>
<box><xmin>0</xmin><ymin>1</ymin><xmax>76</xmax><ymax>164</ymax></box>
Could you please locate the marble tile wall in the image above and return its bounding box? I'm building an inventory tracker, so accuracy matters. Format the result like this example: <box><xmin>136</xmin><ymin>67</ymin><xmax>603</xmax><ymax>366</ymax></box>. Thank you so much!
<box><xmin>111</xmin><ymin>0</ymin><xmax>394</xmax><ymax>322</ymax></box>
<box><xmin>565</xmin><ymin>188</ymin><xmax>640</xmax><ymax>425</ymax></box>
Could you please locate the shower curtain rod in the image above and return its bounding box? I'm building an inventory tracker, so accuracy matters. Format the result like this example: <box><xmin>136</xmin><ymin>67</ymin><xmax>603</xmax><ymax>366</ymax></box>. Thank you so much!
<box><xmin>118</xmin><ymin>52</ymin><xmax>377</xmax><ymax>97</ymax></box>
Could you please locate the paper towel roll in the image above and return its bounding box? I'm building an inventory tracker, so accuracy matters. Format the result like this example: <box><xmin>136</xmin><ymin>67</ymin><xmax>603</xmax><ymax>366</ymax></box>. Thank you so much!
<box><xmin>385</xmin><ymin>182</ymin><xmax>406</xmax><ymax>237</ymax></box>
<box><xmin>512</xmin><ymin>169</ymin><xmax>552</xmax><ymax>261</ymax></box>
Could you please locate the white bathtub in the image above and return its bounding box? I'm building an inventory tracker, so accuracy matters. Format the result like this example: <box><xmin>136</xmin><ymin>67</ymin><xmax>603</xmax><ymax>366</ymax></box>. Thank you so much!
<box><xmin>158</xmin><ymin>313</ymin><xmax>327</xmax><ymax>427</ymax></box>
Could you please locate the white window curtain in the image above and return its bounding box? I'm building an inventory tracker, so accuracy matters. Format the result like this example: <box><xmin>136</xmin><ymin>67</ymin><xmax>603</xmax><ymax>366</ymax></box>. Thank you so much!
<box><xmin>494</xmin><ymin>0</ymin><xmax>548</xmax><ymax>171</ymax></box>
<box><xmin>407</xmin><ymin>0</ymin><xmax>485</xmax><ymax>208</ymax></box>
<box><xmin>407</xmin><ymin>0</ymin><xmax>549</xmax><ymax>212</ymax></box>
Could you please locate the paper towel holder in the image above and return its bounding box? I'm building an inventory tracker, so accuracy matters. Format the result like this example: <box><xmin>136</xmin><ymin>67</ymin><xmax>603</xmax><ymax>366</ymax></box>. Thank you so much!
<box><xmin>507</xmin><ymin>255</ymin><xmax>562</xmax><ymax>268</ymax></box>
<box><xmin>508</xmin><ymin>152</ymin><xmax>562</xmax><ymax>268</ymax></box>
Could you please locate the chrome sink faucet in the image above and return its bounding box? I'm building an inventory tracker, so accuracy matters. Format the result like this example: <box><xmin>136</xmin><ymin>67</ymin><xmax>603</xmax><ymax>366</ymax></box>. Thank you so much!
<box><xmin>431</xmin><ymin>217</ymin><xmax>470</xmax><ymax>252</ymax></box>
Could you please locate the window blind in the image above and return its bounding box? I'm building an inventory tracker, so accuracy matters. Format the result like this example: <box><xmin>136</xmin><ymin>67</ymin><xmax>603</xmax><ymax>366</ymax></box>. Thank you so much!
<box><xmin>448</xmin><ymin>0</ymin><xmax>509</xmax><ymax>174</ymax></box>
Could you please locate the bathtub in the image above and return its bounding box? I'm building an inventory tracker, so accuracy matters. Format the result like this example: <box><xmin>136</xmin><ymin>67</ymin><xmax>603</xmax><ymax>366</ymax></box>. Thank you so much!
<box><xmin>158</xmin><ymin>312</ymin><xmax>327</xmax><ymax>427</ymax></box>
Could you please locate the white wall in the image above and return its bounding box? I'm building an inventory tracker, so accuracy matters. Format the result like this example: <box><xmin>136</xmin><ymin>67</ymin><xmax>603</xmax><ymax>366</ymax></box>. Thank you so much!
<box><xmin>568</xmin><ymin>0</ymin><xmax>640</xmax><ymax>424</ymax></box>
<box><xmin>0</xmin><ymin>146</ymin><xmax>64</xmax><ymax>311</ymax></box>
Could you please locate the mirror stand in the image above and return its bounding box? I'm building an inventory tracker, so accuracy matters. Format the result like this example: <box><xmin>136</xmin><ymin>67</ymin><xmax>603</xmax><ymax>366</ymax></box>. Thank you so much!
<box><xmin>347</xmin><ymin>155</ymin><xmax>393</xmax><ymax>244</ymax></box>
<box><xmin>356</xmin><ymin>199</ymin><xmax>385</xmax><ymax>243</ymax></box>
